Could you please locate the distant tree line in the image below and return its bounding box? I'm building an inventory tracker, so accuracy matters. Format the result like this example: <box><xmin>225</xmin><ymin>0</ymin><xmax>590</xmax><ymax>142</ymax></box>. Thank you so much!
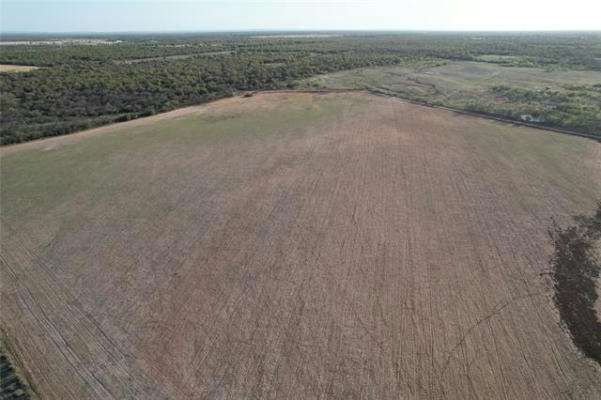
<box><xmin>0</xmin><ymin>51</ymin><xmax>403</xmax><ymax>144</ymax></box>
<box><xmin>1</xmin><ymin>32</ymin><xmax>600</xmax><ymax>144</ymax></box>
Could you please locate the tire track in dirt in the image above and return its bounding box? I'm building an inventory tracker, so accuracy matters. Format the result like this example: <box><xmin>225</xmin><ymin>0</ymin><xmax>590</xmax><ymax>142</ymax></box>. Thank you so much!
<box><xmin>0</xmin><ymin>222</ymin><xmax>183</xmax><ymax>399</ymax></box>
<box><xmin>1</xmin><ymin>92</ymin><xmax>600</xmax><ymax>399</ymax></box>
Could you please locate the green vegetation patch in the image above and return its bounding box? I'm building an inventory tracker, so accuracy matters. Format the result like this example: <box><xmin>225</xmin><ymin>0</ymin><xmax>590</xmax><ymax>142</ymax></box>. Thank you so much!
<box><xmin>485</xmin><ymin>84</ymin><xmax>601</xmax><ymax>134</ymax></box>
<box><xmin>550</xmin><ymin>204</ymin><xmax>601</xmax><ymax>365</ymax></box>
<box><xmin>1</xmin><ymin>332</ymin><xmax>39</xmax><ymax>400</ymax></box>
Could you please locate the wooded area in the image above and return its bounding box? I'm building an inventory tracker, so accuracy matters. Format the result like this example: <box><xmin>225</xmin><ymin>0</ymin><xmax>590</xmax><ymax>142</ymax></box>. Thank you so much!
<box><xmin>1</xmin><ymin>32</ymin><xmax>600</xmax><ymax>144</ymax></box>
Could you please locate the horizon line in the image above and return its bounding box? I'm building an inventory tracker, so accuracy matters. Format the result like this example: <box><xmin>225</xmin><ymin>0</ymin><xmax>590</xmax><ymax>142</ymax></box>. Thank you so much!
<box><xmin>2</xmin><ymin>28</ymin><xmax>601</xmax><ymax>35</ymax></box>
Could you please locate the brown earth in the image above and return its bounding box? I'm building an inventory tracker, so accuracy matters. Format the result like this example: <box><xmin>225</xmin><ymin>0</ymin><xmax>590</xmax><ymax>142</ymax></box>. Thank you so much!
<box><xmin>595</xmin><ymin>240</ymin><xmax>601</xmax><ymax>321</ymax></box>
<box><xmin>1</xmin><ymin>92</ymin><xmax>601</xmax><ymax>399</ymax></box>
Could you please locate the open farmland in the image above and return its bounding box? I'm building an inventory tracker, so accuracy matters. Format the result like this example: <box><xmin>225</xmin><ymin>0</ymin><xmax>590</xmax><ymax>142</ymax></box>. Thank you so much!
<box><xmin>1</xmin><ymin>92</ymin><xmax>601</xmax><ymax>399</ymax></box>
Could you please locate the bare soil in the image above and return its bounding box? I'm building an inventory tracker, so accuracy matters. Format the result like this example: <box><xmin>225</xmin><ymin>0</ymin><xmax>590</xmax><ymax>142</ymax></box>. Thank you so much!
<box><xmin>113</xmin><ymin>51</ymin><xmax>232</xmax><ymax>64</ymax></box>
<box><xmin>1</xmin><ymin>92</ymin><xmax>601</xmax><ymax>399</ymax></box>
<box><xmin>0</xmin><ymin>64</ymin><xmax>39</xmax><ymax>73</ymax></box>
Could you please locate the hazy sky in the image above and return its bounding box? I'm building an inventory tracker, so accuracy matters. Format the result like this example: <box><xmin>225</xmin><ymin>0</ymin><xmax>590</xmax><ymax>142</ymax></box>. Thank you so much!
<box><xmin>2</xmin><ymin>0</ymin><xmax>600</xmax><ymax>33</ymax></box>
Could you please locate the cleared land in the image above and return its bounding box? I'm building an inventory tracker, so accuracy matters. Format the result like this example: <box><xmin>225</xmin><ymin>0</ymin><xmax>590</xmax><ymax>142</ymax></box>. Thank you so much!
<box><xmin>114</xmin><ymin>51</ymin><xmax>232</xmax><ymax>64</ymax></box>
<box><xmin>302</xmin><ymin>61</ymin><xmax>601</xmax><ymax>135</ymax></box>
<box><xmin>1</xmin><ymin>92</ymin><xmax>601</xmax><ymax>399</ymax></box>
<box><xmin>0</xmin><ymin>64</ymin><xmax>39</xmax><ymax>73</ymax></box>
<box><xmin>303</xmin><ymin>61</ymin><xmax>601</xmax><ymax>96</ymax></box>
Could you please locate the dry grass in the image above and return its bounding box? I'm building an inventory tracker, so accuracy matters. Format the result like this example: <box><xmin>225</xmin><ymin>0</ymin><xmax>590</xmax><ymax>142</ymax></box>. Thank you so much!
<box><xmin>0</xmin><ymin>64</ymin><xmax>39</xmax><ymax>73</ymax></box>
<box><xmin>1</xmin><ymin>92</ymin><xmax>601</xmax><ymax>399</ymax></box>
<box><xmin>303</xmin><ymin>61</ymin><xmax>601</xmax><ymax>93</ymax></box>
<box><xmin>302</xmin><ymin>61</ymin><xmax>601</xmax><ymax>137</ymax></box>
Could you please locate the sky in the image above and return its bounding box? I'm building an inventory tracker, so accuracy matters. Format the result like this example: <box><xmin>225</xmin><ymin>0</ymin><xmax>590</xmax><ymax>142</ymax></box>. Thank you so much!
<box><xmin>1</xmin><ymin>0</ymin><xmax>600</xmax><ymax>33</ymax></box>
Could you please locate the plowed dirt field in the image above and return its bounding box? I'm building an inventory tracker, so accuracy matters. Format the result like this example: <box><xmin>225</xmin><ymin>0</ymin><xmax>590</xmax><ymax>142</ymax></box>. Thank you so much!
<box><xmin>1</xmin><ymin>92</ymin><xmax>600</xmax><ymax>399</ymax></box>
